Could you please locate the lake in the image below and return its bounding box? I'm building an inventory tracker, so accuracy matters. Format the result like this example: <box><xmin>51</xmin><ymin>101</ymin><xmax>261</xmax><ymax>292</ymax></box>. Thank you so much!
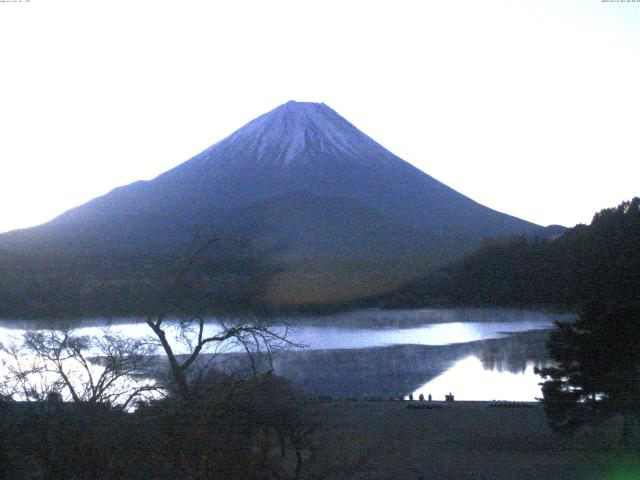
<box><xmin>0</xmin><ymin>308</ymin><xmax>574</xmax><ymax>401</ymax></box>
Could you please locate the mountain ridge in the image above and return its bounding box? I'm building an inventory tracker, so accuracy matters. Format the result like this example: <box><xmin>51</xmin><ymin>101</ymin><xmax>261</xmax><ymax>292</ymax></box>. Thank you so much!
<box><xmin>0</xmin><ymin>101</ymin><xmax>550</xmax><ymax>309</ymax></box>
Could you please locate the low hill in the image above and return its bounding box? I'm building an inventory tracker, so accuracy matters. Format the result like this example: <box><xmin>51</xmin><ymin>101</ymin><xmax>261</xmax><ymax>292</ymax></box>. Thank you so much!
<box><xmin>382</xmin><ymin>198</ymin><xmax>640</xmax><ymax>309</ymax></box>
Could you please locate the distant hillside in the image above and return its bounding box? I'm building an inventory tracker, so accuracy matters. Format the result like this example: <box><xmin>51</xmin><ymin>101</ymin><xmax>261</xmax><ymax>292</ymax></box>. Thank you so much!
<box><xmin>382</xmin><ymin>198</ymin><xmax>640</xmax><ymax>309</ymax></box>
<box><xmin>0</xmin><ymin>101</ymin><xmax>549</xmax><ymax>317</ymax></box>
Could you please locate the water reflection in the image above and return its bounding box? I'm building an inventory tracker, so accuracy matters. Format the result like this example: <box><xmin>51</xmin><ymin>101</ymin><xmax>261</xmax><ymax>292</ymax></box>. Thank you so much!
<box><xmin>0</xmin><ymin>309</ymin><xmax>566</xmax><ymax>401</ymax></box>
<box><xmin>0</xmin><ymin>319</ymin><xmax>554</xmax><ymax>352</ymax></box>
<box><xmin>268</xmin><ymin>329</ymin><xmax>552</xmax><ymax>400</ymax></box>
<box><xmin>285</xmin><ymin>320</ymin><xmax>554</xmax><ymax>349</ymax></box>
<box><xmin>410</xmin><ymin>356</ymin><xmax>545</xmax><ymax>402</ymax></box>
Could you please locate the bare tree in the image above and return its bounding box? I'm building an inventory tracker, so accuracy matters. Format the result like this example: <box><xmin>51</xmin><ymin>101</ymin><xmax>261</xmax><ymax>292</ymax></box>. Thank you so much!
<box><xmin>0</xmin><ymin>327</ymin><xmax>159</xmax><ymax>410</ymax></box>
<box><xmin>145</xmin><ymin>237</ymin><xmax>302</xmax><ymax>400</ymax></box>
<box><xmin>145</xmin><ymin>315</ymin><xmax>299</xmax><ymax>399</ymax></box>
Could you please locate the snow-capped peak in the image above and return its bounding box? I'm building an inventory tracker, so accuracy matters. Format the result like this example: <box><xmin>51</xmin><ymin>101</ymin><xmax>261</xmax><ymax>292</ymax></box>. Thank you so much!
<box><xmin>216</xmin><ymin>100</ymin><xmax>379</xmax><ymax>165</ymax></box>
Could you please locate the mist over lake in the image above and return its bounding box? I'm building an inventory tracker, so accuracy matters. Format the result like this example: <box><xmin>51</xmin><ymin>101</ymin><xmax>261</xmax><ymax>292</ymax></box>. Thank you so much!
<box><xmin>0</xmin><ymin>308</ymin><xmax>574</xmax><ymax>401</ymax></box>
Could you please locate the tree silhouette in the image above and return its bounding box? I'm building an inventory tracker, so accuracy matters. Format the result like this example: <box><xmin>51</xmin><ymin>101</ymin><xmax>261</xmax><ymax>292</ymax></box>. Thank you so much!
<box><xmin>0</xmin><ymin>327</ymin><xmax>157</xmax><ymax>409</ymax></box>
<box><xmin>536</xmin><ymin>302</ymin><xmax>640</xmax><ymax>442</ymax></box>
<box><xmin>387</xmin><ymin>197</ymin><xmax>640</xmax><ymax>309</ymax></box>
<box><xmin>142</xmin><ymin>237</ymin><xmax>299</xmax><ymax>400</ymax></box>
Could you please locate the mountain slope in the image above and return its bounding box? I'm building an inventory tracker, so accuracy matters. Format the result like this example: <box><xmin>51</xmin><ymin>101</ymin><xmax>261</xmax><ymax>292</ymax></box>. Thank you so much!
<box><xmin>0</xmin><ymin>101</ymin><xmax>546</xmax><ymax>309</ymax></box>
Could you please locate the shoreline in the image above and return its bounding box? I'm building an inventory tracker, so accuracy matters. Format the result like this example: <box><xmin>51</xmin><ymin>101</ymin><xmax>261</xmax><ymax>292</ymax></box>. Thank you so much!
<box><xmin>0</xmin><ymin>306</ymin><xmax>576</xmax><ymax>329</ymax></box>
<box><xmin>306</xmin><ymin>398</ymin><xmax>635</xmax><ymax>479</ymax></box>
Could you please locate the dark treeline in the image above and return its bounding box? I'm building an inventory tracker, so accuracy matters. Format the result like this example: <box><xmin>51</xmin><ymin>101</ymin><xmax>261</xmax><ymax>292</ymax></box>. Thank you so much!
<box><xmin>382</xmin><ymin>198</ymin><xmax>640</xmax><ymax>310</ymax></box>
<box><xmin>0</xmin><ymin>373</ymin><xmax>339</xmax><ymax>480</ymax></box>
<box><xmin>0</xmin><ymin>241</ymin><xmax>279</xmax><ymax>319</ymax></box>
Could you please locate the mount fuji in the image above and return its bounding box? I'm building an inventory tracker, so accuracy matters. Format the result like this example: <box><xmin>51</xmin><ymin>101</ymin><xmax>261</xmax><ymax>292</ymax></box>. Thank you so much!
<box><xmin>1</xmin><ymin>101</ymin><xmax>547</xmax><ymax>308</ymax></box>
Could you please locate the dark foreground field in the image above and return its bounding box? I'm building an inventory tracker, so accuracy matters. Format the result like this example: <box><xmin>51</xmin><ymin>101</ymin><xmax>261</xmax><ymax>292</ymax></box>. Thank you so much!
<box><xmin>307</xmin><ymin>401</ymin><xmax>639</xmax><ymax>480</ymax></box>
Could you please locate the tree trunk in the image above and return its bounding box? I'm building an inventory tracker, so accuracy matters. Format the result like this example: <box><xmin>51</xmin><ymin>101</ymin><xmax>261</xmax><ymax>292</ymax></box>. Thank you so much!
<box><xmin>277</xmin><ymin>428</ymin><xmax>286</xmax><ymax>458</ymax></box>
<box><xmin>621</xmin><ymin>411</ymin><xmax>632</xmax><ymax>447</ymax></box>
<box><xmin>146</xmin><ymin>319</ymin><xmax>190</xmax><ymax>399</ymax></box>
<box><xmin>294</xmin><ymin>445</ymin><xmax>302</xmax><ymax>480</ymax></box>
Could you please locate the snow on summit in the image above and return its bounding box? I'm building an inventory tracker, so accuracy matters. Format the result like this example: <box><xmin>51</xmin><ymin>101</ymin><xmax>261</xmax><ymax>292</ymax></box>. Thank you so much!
<box><xmin>202</xmin><ymin>100</ymin><xmax>389</xmax><ymax>167</ymax></box>
<box><xmin>233</xmin><ymin>101</ymin><xmax>361</xmax><ymax>163</ymax></box>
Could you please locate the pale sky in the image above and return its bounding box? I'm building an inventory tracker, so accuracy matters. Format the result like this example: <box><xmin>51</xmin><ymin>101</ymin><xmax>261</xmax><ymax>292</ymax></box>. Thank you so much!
<box><xmin>1</xmin><ymin>0</ymin><xmax>639</xmax><ymax>233</ymax></box>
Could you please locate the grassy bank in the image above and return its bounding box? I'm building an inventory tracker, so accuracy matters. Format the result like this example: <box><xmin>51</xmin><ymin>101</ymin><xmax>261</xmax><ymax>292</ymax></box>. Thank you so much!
<box><xmin>305</xmin><ymin>401</ymin><xmax>638</xmax><ymax>479</ymax></box>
